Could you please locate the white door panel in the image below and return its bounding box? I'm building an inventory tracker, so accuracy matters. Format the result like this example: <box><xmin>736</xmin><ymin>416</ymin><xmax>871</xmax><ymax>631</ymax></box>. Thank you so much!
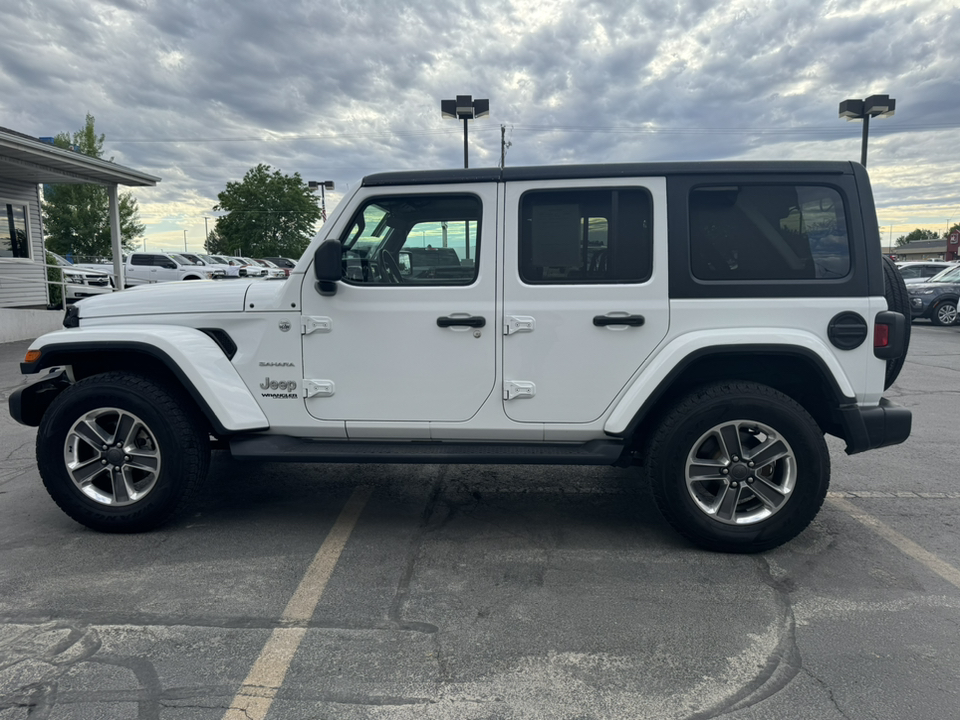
<box><xmin>301</xmin><ymin>184</ymin><xmax>498</xmax><ymax>423</ymax></box>
<box><xmin>502</xmin><ymin>178</ymin><xmax>670</xmax><ymax>423</ymax></box>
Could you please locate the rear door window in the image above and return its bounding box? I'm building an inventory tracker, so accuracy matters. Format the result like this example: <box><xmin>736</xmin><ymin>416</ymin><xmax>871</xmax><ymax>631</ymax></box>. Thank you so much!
<box><xmin>519</xmin><ymin>188</ymin><xmax>652</xmax><ymax>284</ymax></box>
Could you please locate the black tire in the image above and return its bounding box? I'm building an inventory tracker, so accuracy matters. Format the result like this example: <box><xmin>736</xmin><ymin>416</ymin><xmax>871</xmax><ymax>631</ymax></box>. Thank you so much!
<box><xmin>930</xmin><ymin>299</ymin><xmax>959</xmax><ymax>327</ymax></box>
<box><xmin>36</xmin><ymin>372</ymin><xmax>210</xmax><ymax>532</ymax></box>
<box><xmin>881</xmin><ymin>255</ymin><xmax>911</xmax><ymax>388</ymax></box>
<box><xmin>646</xmin><ymin>381</ymin><xmax>829</xmax><ymax>553</ymax></box>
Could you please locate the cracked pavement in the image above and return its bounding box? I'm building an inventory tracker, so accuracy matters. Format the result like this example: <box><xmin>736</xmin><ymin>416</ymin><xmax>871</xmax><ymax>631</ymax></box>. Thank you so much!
<box><xmin>1</xmin><ymin>325</ymin><xmax>960</xmax><ymax>719</ymax></box>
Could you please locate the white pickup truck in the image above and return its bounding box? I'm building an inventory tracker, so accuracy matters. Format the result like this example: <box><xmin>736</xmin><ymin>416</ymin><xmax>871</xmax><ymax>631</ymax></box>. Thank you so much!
<box><xmin>124</xmin><ymin>252</ymin><xmax>224</xmax><ymax>286</ymax></box>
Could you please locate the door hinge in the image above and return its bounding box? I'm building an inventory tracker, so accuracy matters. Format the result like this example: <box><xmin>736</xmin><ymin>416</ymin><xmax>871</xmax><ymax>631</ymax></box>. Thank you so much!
<box><xmin>503</xmin><ymin>380</ymin><xmax>536</xmax><ymax>400</ymax></box>
<box><xmin>301</xmin><ymin>316</ymin><xmax>333</xmax><ymax>335</ymax></box>
<box><xmin>303</xmin><ymin>379</ymin><xmax>335</xmax><ymax>398</ymax></box>
<box><xmin>504</xmin><ymin>315</ymin><xmax>536</xmax><ymax>335</ymax></box>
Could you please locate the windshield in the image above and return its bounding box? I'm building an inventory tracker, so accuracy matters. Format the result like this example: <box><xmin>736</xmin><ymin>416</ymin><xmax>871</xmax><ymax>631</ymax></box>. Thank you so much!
<box><xmin>928</xmin><ymin>265</ymin><xmax>960</xmax><ymax>283</ymax></box>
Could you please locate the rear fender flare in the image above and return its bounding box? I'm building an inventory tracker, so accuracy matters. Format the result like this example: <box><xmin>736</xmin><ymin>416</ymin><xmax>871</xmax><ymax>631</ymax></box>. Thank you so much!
<box><xmin>604</xmin><ymin>330</ymin><xmax>855</xmax><ymax>437</ymax></box>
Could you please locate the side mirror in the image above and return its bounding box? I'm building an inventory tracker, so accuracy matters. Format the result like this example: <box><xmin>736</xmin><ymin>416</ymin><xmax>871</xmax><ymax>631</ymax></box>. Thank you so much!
<box><xmin>314</xmin><ymin>239</ymin><xmax>342</xmax><ymax>296</ymax></box>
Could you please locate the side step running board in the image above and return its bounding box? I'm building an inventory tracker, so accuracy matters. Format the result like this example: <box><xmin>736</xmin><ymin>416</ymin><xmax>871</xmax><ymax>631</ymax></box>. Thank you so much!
<box><xmin>229</xmin><ymin>436</ymin><xmax>626</xmax><ymax>466</ymax></box>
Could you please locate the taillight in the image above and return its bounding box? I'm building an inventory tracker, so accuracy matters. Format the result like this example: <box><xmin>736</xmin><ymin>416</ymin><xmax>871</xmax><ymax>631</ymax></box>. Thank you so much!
<box><xmin>873</xmin><ymin>311</ymin><xmax>905</xmax><ymax>360</ymax></box>
<box><xmin>874</xmin><ymin>323</ymin><xmax>890</xmax><ymax>348</ymax></box>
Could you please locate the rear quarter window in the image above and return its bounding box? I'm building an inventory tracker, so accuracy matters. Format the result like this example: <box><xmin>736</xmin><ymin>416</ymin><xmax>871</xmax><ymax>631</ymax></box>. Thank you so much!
<box><xmin>689</xmin><ymin>185</ymin><xmax>850</xmax><ymax>281</ymax></box>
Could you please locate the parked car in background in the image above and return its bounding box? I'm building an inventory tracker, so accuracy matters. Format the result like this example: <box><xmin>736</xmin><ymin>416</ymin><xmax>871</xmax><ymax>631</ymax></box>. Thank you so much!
<box><xmin>246</xmin><ymin>258</ymin><xmax>286</xmax><ymax>279</ymax></box>
<box><xmin>125</xmin><ymin>252</ymin><xmax>224</xmax><ymax>286</ymax></box>
<box><xmin>256</xmin><ymin>258</ymin><xmax>290</xmax><ymax>277</ymax></box>
<box><xmin>896</xmin><ymin>261</ymin><xmax>955</xmax><ymax>284</ymax></box>
<box><xmin>177</xmin><ymin>253</ymin><xmax>235</xmax><ymax>278</ymax></box>
<box><xmin>261</xmin><ymin>257</ymin><xmax>299</xmax><ymax>274</ymax></box>
<box><xmin>48</xmin><ymin>252</ymin><xmax>114</xmax><ymax>302</ymax></box>
<box><xmin>400</xmin><ymin>246</ymin><xmax>472</xmax><ymax>280</ymax></box>
<box><xmin>220</xmin><ymin>256</ymin><xmax>267</xmax><ymax>278</ymax></box>
<box><xmin>196</xmin><ymin>254</ymin><xmax>242</xmax><ymax>277</ymax></box>
<box><xmin>907</xmin><ymin>264</ymin><xmax>960</xmax><ymax>325</ymax></box>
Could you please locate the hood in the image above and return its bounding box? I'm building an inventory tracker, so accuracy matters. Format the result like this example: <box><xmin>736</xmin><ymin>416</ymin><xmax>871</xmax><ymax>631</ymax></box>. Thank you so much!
<box><xmin>78</xmin><ymin>279</ymin><xmax>255</xmax><ymax>319</ymax></box>
<box><xmin>908</xmin><ymin>280</ymin><xmax>960</xmax><ymax>292</ymax></box>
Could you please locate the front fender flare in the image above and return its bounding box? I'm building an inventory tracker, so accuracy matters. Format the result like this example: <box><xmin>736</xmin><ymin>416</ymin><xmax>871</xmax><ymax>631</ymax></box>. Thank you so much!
<box><xmin>18</xmin><ymin>326</ymin><xmax>268</xmax><ymax>434</ymax></box>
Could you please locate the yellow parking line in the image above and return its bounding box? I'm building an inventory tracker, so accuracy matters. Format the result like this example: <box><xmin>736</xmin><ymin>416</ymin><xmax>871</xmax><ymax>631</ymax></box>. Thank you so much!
<box><xmin>223</xmin><ymin>486</ymin><xmax>372</xmax><ymax>720</ymax></box>
<box><xmin>829</xmin><ymin>496</ymin><xmax>960</xmax><ymax>590</ymax></box>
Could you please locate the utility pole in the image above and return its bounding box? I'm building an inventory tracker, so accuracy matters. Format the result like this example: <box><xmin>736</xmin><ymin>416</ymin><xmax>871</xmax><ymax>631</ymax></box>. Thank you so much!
<box><xmin>499</xmin><ymin>124</ymin><xmax>512</xmax><ymax>168</ymax></box>
<box><xmin>500</xmin><ymin>125</ymin><xmax>506</xmax><ymax>168</ymax></box>
<box><xmin>183</xmin><ymin>230</ymin><xmax>187</xmax><ymax>252</ymax></box>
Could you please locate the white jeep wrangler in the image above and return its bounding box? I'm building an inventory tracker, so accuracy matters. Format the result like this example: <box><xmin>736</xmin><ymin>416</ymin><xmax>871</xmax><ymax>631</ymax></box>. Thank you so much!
<box><xmin>9</xmin><ymin>161</ymin><xmax>912</xmax><ymax>552</ymax></box>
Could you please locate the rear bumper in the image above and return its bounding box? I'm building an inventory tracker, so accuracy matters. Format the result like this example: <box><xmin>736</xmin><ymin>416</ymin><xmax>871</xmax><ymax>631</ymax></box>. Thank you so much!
<box><xmin>839</xmin><ymin>398</ymin><xmax>912</xmax><ymax>455</ymax></box>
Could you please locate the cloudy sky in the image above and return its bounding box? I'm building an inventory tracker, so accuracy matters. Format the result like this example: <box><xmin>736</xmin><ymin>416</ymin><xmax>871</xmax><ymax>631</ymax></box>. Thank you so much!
<box><xmin>2</xmin><ymin>0</ymin><xmax>959</xmax><ymax>253</ymax></box>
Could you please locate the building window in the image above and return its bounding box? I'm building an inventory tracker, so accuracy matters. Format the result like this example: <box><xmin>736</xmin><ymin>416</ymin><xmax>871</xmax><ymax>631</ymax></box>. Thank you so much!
<box><xmin>1</xmin><ymin>202</ymin><xmax>31</xmax><ymax>259</ymax></box>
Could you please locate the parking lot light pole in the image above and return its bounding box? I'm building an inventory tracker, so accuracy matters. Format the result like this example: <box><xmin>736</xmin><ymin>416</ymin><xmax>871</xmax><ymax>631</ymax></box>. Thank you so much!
<box><xmin>309</xmin><ymin>181</ymin><xmax>335</xmax><ymax>221</ymax></box>
<box><xmin>838</xmin><ymin>95</ymin><xmax>896</xmax><ymax>167</ymax></box>
<box><xmin>441</xmin><ymin>95</ymin><xmax>490</xmax><ymax>168</ymax></box>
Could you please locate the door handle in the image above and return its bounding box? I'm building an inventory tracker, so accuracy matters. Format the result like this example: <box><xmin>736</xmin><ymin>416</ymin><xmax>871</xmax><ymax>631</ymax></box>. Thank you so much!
<box><xmin>593</xmin><ymin>314</ymin><xmax>645</xmax><ymax>327</ymax></box>
<box><xmin>437</xmin><ymin>315</ymin><xmax>486</xmax><ymax>328</ymax></box>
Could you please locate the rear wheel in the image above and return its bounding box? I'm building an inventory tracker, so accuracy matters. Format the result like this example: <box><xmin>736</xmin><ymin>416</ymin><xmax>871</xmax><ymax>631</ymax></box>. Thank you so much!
<box><xmin>37</xmin><ymin>372</ymin><xmax>210</xmax><ymax>532</ymax></box>
<box><xmin>646</xmin><ymin>381</ymin><xmax>829</xmax><ymax>553</ymax></box>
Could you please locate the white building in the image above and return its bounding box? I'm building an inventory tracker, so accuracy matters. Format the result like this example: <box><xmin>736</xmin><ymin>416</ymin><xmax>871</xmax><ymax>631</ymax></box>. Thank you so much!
<box><xmin>0</xmin><ymin>126</ymin><xmax>159</xmax><ymax>308</ymax></box>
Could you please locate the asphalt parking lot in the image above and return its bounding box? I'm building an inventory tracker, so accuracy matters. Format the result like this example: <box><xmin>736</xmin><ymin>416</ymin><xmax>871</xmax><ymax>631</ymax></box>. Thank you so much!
<box><xmin>1</xmin><ymin>324</ymin><xmax>958</xmax><ymax>719</ymax></box>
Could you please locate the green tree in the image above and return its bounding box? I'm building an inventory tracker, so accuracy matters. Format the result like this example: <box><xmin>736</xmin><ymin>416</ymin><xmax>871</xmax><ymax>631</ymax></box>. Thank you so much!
<box><xmin>204</xmin><ymin>228</ymin><xmax>229</xmax><ymax>255</ymax></box>
<box><xmin>41</xmin><ymin>114</ymin><xmax>145</xmax><ymax>259</ymax></box>
<box><xmin>209</xmin><ymin>164</ymin><xmax>321</xmax><ymax>258</ymax></box>
<box><xmin>895</xmin><ymin>228</ymin><xmax>940</xmax><ymax>247</ymax></box>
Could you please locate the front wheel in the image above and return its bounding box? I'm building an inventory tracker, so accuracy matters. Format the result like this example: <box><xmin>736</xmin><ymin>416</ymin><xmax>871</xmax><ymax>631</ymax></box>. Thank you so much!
<box><xmin>37</xmin><ymin>372</ymin><xmax>210</xmax><ymax>532</ymax></box>
<box><xmin>646</xmin><ymin>381</ymin><xmax>829</xmax><ymax>553</ymax></box>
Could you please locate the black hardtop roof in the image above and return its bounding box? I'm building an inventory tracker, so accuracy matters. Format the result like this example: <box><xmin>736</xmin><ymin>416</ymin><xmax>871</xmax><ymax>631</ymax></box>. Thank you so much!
<box><xmin>362</xmin><ymin>161</ymin><xmax>857</xmax><ymax>187</ymax></box>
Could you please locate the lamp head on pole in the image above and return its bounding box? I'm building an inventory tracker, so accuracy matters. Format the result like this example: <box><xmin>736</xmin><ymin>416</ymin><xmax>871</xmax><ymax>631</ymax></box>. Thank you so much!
<box><xmin>839</xmin><ymin>95</ymin><xmax>896</xmax><ymax>120</ymax></box>
<box><xmin>441</xmin><ymin>95</ymin><xmax>489</xmax><ymax>120</ymax></box>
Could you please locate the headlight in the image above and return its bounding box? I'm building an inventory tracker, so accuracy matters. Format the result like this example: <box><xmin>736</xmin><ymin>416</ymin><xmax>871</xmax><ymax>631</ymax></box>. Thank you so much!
<box><xmin>65</xmin><ymin>275</ymin><xmax>83</xmax><ymax>284</ymax></box>
<box><xmin>917</xmin><ymin>289</ymin><xmax>935</xmax><ymax>295</ymax></box>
